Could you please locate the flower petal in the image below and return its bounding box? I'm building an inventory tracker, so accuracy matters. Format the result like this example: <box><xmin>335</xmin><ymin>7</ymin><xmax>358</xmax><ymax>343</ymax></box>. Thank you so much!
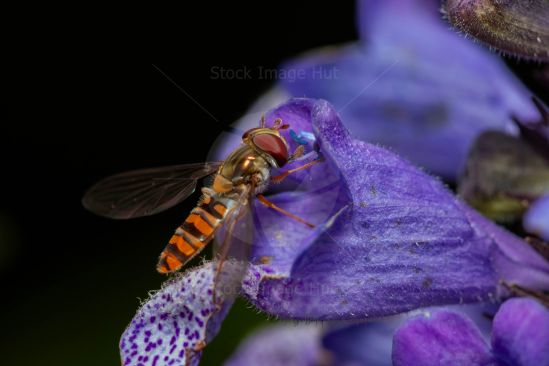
<box><xmin>444</xmin><ymin>0</ymin><xmax>549</xmax><ymax>61</ymax></box>
<box><xmin>463</xmin><ymin>204</ymin><xmax>549</xmax><ymax>290</ymax></box>
<box><xmin>119</xmin><ymin>262</ymin><xmax>232</xmax><ymax>366</ymax></box>
<box><xmin>492</xmin><ymin>298</ymin><xmax>549</xmax><ymax>366</ymax></box>
<box><xmin>242</xmin><ymin>98</ymin><xmax>549</xmax><ymax>320</ymax></box>
<box><xmin>524</xmin><ymin>194</ymin><xmax>549</xmax><ymax>241</ymax></box>
<box><xmin>392</xmin><ymin>311</ymin><xmax>495</xmax><ymax>366</ymax></box>
<box><xmin>224</xmin><ymin>324</ymin><xmax>323</xmax><ymax>366</ymax></box>
<box><xmin>277</xmin><ymin>0</ymin><xmax>537</xmax><ymax>180</ymax></box>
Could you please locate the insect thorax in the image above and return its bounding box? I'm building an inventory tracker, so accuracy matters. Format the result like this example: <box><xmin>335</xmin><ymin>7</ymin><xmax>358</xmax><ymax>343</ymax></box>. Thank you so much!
<box><xmin>217</xmin><ymin>144</ymin><xmax>271</xmax><ymax>194</ymax></box>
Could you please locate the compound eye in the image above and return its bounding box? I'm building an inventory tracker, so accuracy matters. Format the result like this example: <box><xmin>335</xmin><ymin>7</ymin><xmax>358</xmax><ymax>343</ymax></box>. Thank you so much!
<box><xmin>252</xmin><ymin>134</ymin><xmax>289</xmax><ymax>167</ymax></box>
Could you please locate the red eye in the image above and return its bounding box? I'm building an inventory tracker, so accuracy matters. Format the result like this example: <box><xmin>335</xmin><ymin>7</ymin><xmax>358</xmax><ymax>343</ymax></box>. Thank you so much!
<box><xmin>252</xmin><ymin>134</ymin><xmax>288</xmax><ymax>167</ymax></box>
<box><xmin>242</xmin><ymin>128</ymin><xmax>260</xmax><ymax>139</ymax></box>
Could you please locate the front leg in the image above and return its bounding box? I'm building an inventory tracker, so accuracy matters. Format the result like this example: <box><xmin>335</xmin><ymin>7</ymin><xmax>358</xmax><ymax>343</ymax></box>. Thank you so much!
<box><xmin>257</xmin><ymin>194</ymin><xmax>315</xmax><ymax>228</ymax></box>
<box><xmin>271</xmin><ymin>155</ymin><xmax>324</xmax><ymax>183</ymax></box>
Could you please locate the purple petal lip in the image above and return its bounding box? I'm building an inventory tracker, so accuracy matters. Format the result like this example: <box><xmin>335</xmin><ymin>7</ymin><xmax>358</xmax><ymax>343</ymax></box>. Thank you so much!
<box><xmin>524</xmin><ymin>194</ymin><xmax>549</xmax><ymax>242</ymax></box>
<box><xmin>241</xmin><ymin>98</ymin><xmax>549</xmax><ymax>320</ymax></box>
<box><xmin>491</xmin><ymin>298</ymin><xmax>549</xmax><ymax>366</ymax></box>
<box><xmin>392</xmin><ymin>311</ymin><xmax>494</xmax><ymax>366</ymax></box>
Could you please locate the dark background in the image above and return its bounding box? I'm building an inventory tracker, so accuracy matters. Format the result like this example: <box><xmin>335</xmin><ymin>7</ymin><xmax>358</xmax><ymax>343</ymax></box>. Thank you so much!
<box><xmin>2</xmin><ymin>2</ymin><xmax>545</xmax><ymax>366</ymax></box>
<box><xmin>2</xmin><ymin>3</ymin><xmax>356</xmax><ymax>366</ymax></box>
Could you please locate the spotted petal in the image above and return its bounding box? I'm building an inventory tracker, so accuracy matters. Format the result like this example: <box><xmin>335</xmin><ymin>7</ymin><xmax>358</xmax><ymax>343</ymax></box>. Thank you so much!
<box><xmin>119</xmin><ymin>262</ymin><xmax>232</xmax><ymax>366</ymax></box>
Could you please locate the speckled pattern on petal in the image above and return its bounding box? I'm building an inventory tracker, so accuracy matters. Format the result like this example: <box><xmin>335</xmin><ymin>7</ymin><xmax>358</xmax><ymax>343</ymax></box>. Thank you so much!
<box><xmin>119</xmin><ymin>262</ymin><xmax>232</xmax><ymax>366</ymax></box>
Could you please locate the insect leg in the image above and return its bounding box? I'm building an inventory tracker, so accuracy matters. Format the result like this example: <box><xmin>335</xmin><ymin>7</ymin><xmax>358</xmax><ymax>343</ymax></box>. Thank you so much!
<box><xmin>257</xmin><ymin>194</ymin><xmax>315</xmax><ymax>228</ymax></box>
<box><xmin>288</xmin><ymin>145</ymin><xmax>305</xmax><ymax>161</ymax></box>
<box><xmin>212</xmin><ymin>214</ymin><xmax>240</xmax><ymax>304</ymax></box>
<box><xmin>271</xmin><ymin>157</ymin><xmax>324</xmax><ymax>183</ymax></box>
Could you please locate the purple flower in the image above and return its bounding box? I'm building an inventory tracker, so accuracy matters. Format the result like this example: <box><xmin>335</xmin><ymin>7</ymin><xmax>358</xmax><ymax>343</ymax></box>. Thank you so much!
<box><xmin>239</xmin><ymin>0</ymin><xmax>539</xmax><ymax>180</ymax></box>
<box><xmin>323</xmin><ymin>304</ymin><xmax>493</xmax><ymax>365</ymax></box>
<box><xmin>393</xmin><ymin>298</ymin><xmax>549</xmax><ymax>366</ymax></box>
<box><xmin>121</xmin><ymin>98</ymin><xmax>549</xmax><ymax>365</ymax></box>
<box><xmin>223</xmin><ymin>303</ymin><xmax>502</xmax><ymax>366</ymax></box>
<box><xmin>394</xmin><ymin>311</ymin><xmax>494</xmax><ymax>365</ymax></box>
<box><xmin>240</xmin><ymin>98</ymin><xmax>549</xmax><ymax>319</ymax></box>
<box><xmin>224</xmin><ymin>321</ymin><xmax>395</xmax><ymax>366</ymax></box>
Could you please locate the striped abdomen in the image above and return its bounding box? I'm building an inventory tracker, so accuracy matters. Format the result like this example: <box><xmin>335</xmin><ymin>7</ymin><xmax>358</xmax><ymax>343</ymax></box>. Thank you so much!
<box><xmin>157</xmin><ymin>188</ymin><xmax>235</xmax><ymax>273</ymax></box>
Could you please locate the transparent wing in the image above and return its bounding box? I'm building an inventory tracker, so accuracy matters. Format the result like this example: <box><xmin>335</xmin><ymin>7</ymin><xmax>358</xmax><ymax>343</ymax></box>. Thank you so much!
<box><xmin>82</xmin><ymin>162</ymin><xmax>222</xmax><ymax>219</ymax></box>
<box><xmin>211</xmin><ymin>186</ymin><xmax>254</xmax><ymax>302</ymax></box>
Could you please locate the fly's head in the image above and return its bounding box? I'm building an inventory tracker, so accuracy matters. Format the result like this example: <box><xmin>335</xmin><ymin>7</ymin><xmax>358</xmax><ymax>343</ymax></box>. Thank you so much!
<box><xmin>242</xmin><ymin>118</ymin><xmax>290</xmax><ymax>168</ymax></box>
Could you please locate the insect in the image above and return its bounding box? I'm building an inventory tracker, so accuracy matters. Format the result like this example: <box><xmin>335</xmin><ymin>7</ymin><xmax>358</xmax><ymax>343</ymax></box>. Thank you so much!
<box><xmin>82</xmin><ymin>116</ymin><xmax>322</xmax><ymax>280</ymax></box>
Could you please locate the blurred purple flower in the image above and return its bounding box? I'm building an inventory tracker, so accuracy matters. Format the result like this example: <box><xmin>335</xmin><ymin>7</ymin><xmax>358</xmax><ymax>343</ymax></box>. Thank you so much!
<box><xmin>212</xmin><ymin>0</ymin><xmax>541</xmax><ymax>180</ymax></box>
<box><xmin>121</xmin><ymin>98</ymin><xmax>549</xmax><ymax>365</ymax></box>
<box><xmin>224</xmin><ymin>303</ymin><xmax>501</xmax><ymax>366</ymax></box>
<box><xmin>393</xmin><ymin>298</ymin><xmax>549</xmax><ymax>366</ymax></box>
<box><xmin>223</xmin><ymin>321</ymin><xmax>395</xmax><ymax>366</ymax></box>
<box><xmin>224</xmin><ymin>324</ymin><xmax>323</xmax><ymax>366</ymax></box>
<box><xmin>267</xmin><ymin>0</ymin><xmax>539</xmax><ymax>180</ymax></box>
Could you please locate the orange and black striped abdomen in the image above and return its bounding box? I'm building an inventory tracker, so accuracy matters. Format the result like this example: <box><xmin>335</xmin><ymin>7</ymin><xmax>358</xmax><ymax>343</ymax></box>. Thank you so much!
<box><xmin>157</xmin><ymin>193</ymin><xmax>232</xmax><ymax>273</ymax></box>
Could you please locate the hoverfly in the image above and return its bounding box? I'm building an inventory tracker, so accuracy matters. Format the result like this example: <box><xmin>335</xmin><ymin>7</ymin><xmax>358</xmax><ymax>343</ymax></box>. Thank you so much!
<box><xmin>83</xmin><ymin>116</ymin><xmax>322</xmax><ymax>295</ymax></box>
